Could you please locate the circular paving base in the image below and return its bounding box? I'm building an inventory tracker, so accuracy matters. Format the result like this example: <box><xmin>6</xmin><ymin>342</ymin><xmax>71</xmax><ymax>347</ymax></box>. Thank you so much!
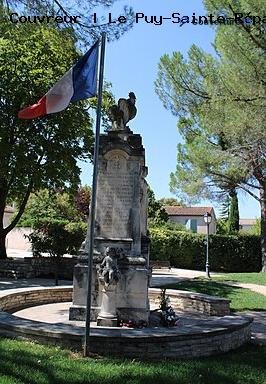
<box><xmin>0</xmin><ymin>287</ymin><xmax>253</xmax><ymax>360</ymax></box>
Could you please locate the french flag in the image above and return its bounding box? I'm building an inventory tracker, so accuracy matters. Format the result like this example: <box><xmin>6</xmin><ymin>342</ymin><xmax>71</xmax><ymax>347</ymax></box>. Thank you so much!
<box><xmin>18</xmin><ymin>42</ymin><xmax>98</xmax><ymax>119</ymax></box>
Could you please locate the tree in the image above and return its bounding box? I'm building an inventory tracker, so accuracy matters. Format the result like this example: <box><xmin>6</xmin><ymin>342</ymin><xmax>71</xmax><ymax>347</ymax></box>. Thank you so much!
<box><xmin>21</xmin><ymin>189</ymin><xmax>87</xmax><ymax>285</ymax></box>
<box><xmin>228</xmin><ymin>190</ymin><xmax>240</xmax><ymax>234</ymax></box>
<box><xmin>158</xmin><ymin>197</ymin><xmax>184</xmax><ymax>207</ymax></box>
<box><xmin>218</xmin><ymin>190</ymin><xmax>240</xmax><ymax>234</ymax></box>
<box><xmin>155</xmin><ymin>0</ymin><xmax>266</xmax><ymax>270</ymax></box>
<box><xmin>0</xmin><ymin>17</ymin><xmax>94</xmax><ymax>259</ymax></box>
<box><xmin>2</xmin><ymin>0</ymin><xmax>134</xmax><ymax>44</ymax></box>
<box><xmin>19</xmin><ymin>188</ymin><xmax>88</xmax><ymax>227</ymax></box>
<box><xmin>28</xmin><ymin>220</ymin><xmax>86</xmax><ymax>285</ymax></box>
<box><xmin>249</xmin><ymin>219</ymin><xmax>261</xmax><ymax>236</ymax></box>
<box><xmin>74</xmin><ymin>185</ymin><xmax>91</xmax><ymax>221</ymax></box>
<box><xmin>216</xmin><ymin>218</ymin><xmax>228</xmax><ymax>235</ymax></box>
<box><xmin>147</xmin><ymin>186</ymin><xmax>168</xmax><ymax>225</ymax></box>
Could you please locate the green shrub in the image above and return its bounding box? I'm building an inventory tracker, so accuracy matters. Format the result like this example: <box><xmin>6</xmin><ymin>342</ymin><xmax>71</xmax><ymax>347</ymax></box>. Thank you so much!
<box><xmin>209</xmin><ymin>234</ymin><xmax>261</xmax><ymax>272</ymax></box>
<box><xmin>28</xmin><ymin>219</ymin><xmax>86</xmax><ymax>257</ymax></box>
<box><xmin>149</xmin><ymin>227</ymin><xmax>261</xmax><ymax>272</ymax></box>
<box><xmin>65</xmin><ymin>221</ymin><xmax>87</xmax><ymax>255</ymax></box>
<box><xmin>27</xmin><ymin>219</ymin><xmax>87</xmax><ymax>285</ymax></box>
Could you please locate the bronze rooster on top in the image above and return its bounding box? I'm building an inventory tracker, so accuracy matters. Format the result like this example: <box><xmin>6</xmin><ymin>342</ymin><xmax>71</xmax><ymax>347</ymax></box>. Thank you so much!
<box><xmin>108</xmin><ymin>92</ymin><xmax>137</xmax><ymax>131</ymax></box>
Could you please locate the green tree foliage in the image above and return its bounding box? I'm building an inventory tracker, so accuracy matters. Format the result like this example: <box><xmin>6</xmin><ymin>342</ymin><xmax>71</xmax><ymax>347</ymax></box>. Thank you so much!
<box><xmin>27</xmin><ymin>220</ymin><xmax>86</xmax><ymax>285</ymax></box>
<box><xmin>74</xmin><ymin>185</ymin><xmax>91</xmax><ymax>221</ymax></box>
<box><xmin>2</xmin><ymin>0</ymin><xmax>134</xmax><ymax>43</ymax></box>
<box><xmin>147</xmin><ymin>186</ymin><xmax>168</xmax><ymax>226</ymax></box>
<box><xmin>249</xmin><ymin>219</ymin><xmax>261</xmax><ymax>236</ymax></box>
<box><xmin>22</xmin><ymin>189</ymin><xmax>87</xmax><ymax>285</ymax></box>
<box><xmin>19</xmin><ymin>188</ymin><xmax>88</xmax><ymax>227</ymax></box>
<box><xmin>0</xmin><ymin>17</ymin><xmax>95</xmax><ymax>258</ymax></box>
<box><xmin>158</xmin><ymin>197</ymin><xmax>184</xmax><ymax>207</ymax></box>
<box><xmin>216</xmin><ymin>218</ymin><xmax>228</xmax><ymax>235</ymax></box>
<box><xmin>155</xmin><ymin>0</ymin><xmax>266</xmax><ymax>270</ymax></box>
<box><xmin>228</xmin><ymin>190</ymin><xmax>240</xmax><ymax>234</ymax></box>
<box><xmin>218</xmin><ymin>190</ymin><xmax>240</xmax><ymax>234</ymax></box>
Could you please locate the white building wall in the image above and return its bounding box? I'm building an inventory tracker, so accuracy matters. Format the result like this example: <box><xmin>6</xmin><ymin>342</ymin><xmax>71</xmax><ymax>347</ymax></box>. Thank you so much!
<box><xmin>168</xmin><ymin>215</ymin><xmax>216</xmax><ymax>234</ymax></box>
<box><xmin>5</xmin><ymin>228</ymin><xmax>32</xmax><ymax>251</ymax></box>
<box><xmin>4</xmin><ymin>209</ymin><xmax>32</xmax><ymax>250</ymax></box>
<box><xmin>3</xmin><ymin>210</ymin><xmax>13</xmax><ymax>228</ymax></box>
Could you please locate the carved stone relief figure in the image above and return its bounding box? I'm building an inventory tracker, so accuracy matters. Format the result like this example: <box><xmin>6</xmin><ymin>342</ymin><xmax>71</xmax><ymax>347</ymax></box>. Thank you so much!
<box><xmin>98</xmin><ymin>247</ymin><xmax>120</xmax><ymax>286</ymax></box>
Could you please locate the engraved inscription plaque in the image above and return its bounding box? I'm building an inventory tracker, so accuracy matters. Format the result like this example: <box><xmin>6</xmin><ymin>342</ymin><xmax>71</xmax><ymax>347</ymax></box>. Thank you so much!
<box><xmin>96</xmin><ymin>152</ymin><xmax>138</xmax><ymax>239</ymax></box>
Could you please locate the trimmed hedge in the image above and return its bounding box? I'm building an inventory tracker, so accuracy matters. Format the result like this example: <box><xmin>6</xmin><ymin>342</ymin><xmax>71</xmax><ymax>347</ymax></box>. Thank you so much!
<box><xmin>150</xmin><ymin>227</ymin><xmax>262</xmax><ymax>272</ymax></box>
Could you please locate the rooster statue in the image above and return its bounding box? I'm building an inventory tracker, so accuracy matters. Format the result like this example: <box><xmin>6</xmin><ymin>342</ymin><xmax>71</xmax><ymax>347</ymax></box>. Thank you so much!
<box><xmin>108</xmin><ymin>92</ymin><xmax>137</xmax><ymax>130</ymax></box>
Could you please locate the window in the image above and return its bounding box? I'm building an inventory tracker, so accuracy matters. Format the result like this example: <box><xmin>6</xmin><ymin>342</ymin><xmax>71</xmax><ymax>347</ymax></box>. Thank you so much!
<box><xmin>190</xmin><ymin>219</ymin><xmax>197</xmax><ymax>233</ymax></box>
<box><xmin>186</xmin><ymin>219</ymin><xmax>198</xmax><ymax>233</ymax></box>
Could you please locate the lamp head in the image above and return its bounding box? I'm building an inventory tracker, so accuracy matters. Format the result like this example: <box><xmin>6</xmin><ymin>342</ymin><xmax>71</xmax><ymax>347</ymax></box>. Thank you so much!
<box><xmin>203</xmin><ymin>212</ymin><xmax>212</xmax><ymax>224</ymax></box>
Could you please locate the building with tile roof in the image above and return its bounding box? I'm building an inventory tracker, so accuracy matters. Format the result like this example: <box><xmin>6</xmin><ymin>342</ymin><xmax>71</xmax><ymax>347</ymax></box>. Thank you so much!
<box><xmin>163</xmin><ymin>206</ymin><xmax>217</xmax><ymax>234</ymax></box>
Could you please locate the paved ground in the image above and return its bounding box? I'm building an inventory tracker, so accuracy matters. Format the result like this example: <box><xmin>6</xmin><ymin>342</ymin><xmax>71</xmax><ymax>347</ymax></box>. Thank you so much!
<box><xmin>1</xmin><ymin>262</ymin><xmax>265</xmax><ymax>345</ymax></box>
<box><xmin>7</xmin><ymin>249</ymin><xmax>33</xmax><ymax>258</ymax></box>
<box><xmin>12</xmin><ymin>298</ymin><xmax>265</xmax><ymax>345</ymax></box>
<box><xmin>223</xmin><ymin>282</ymin><xmax>266</xmax><ymax>296</ymax></box>
<box><xmin>236</xmin><ymin>310</ymin><xmax>266</xmax><ymax>346</ymax></box>
<box><xmin>0</xmin><ymin>278</ymin><xmax>72</xmax><ymax>291</ymax></box>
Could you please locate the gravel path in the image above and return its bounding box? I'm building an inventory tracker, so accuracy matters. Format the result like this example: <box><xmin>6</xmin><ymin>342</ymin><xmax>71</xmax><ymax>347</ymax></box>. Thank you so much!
<box><xmin>222</xmin><ymin>282</ymin><xmax>266</xmax><ymax>296</ymax></box>
<box><xmin>153</xmin><ymin>268</ymin><xmax>266</xmax><ymax>296</ymax></box>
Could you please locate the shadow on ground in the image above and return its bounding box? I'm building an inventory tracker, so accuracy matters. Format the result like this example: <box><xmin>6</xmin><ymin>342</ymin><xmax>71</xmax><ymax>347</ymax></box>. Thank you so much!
<box><xmin>0</xmin><ymin>278</ymin><xmax>72</xmax><ymax>291</ymax></box>
<box><xmin>0</xmin><ymin>339</ymin><xmax>265</xmax><ymax>384</ymax></box>
<box><xmin>163</xmin><ymin>279</ymin><xmax>242</xmax><ymax>295</ymax></box>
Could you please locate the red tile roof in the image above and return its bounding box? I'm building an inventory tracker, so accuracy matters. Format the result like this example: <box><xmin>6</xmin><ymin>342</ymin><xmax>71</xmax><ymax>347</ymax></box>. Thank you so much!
<box><xmin>163</xmin><ymin>206</ymin><xmax>213</xmax><ymax>217</ymax></box>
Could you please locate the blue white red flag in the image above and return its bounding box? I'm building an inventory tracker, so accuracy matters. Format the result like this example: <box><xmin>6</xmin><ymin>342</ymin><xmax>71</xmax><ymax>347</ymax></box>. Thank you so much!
<box><xmin>18</xmin><ymin>42</ymin><xmax>98</xmax><ymax>119</ymax></box>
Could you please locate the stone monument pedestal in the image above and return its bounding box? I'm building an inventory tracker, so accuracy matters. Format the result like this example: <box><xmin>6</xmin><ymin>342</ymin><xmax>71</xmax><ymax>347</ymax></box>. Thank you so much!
<box><xmin>97</xmin><ymin>284</ymin><xmax>118</xmax><ymax>327</ymax></box>
<box><xmin>69</xmin><ymin>257</ymin><xmax>101</xmax><ymax>321</ymax></box>
<box><xmin>69</xmin><ymin>126</ymin><xmax>150</xmax><ymax>326</ymax></box>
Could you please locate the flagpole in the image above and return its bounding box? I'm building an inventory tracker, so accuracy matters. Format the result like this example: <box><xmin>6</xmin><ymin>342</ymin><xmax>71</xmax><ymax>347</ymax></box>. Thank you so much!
<box><xmin>84</xmin><ymin>31</ymin><xmax>106</xmax><ymax>357</ymax></box>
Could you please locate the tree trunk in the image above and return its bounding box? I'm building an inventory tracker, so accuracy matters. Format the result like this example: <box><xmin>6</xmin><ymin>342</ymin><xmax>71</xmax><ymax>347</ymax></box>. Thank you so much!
<box><xmin>228</xmin><ymin>189</ymin><xmax>239</xmax><ymax>234</ymax></box>
<box><xmin>260</xmin><ymin>184</ymin><xmax>266</xmax><ymax>272</ymax></box>
<box><xmin>0</xmin><ymin>233</ymin><xmax>7</xmax><ymax>259</ymax></box>
<box><xmin>0</xmin><ymin>186</ymin><xmax>7</xmax><ymax>259</ymax></box>
<box><xmin>54</xmin><ymin>256</ymin><xmax>60</xmax><ymax>286</ymax></box>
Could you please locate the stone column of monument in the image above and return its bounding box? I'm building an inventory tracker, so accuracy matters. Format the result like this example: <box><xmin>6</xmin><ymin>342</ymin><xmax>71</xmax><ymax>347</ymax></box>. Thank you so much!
<box><xmin>69</xmin><ymin>93</ymin><xmax>150</xmax><ymax>325</ymax></box>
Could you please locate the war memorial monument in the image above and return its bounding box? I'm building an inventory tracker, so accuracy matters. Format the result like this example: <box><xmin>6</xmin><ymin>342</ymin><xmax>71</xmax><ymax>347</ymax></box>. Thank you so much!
<box><xmin>69</xmin><ymin>92</ymin><xmax>151</xmax><ymax>326</ymax></box>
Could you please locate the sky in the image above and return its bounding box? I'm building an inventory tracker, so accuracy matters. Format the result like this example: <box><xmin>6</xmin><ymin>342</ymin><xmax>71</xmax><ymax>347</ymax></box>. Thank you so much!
<box><xmin>80</xmin><ymin>0</ymin><xmax>260</xmax><ymax>219</ymax></box>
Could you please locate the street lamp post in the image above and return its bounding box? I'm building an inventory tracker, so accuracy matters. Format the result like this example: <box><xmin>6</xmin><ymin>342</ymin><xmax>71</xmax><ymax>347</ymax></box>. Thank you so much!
<box><xmin>203</xmin><ymin>212</ymin><xmax>212</xmax><ymax>278</ymax></box>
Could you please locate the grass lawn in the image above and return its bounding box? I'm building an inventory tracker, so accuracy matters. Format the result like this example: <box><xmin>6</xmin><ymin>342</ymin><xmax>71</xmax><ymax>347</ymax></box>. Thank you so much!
<box><xmin>212</xmin><ymin>272</ymin><xmax>266</xmax><ymax>286</ymax></box>
<box><xmin>163</xmin><ymin>279</ymin><xmax>266</xmax><ymax>312</ymax></box>
<box><xmin>0</xmin><ymin>338</ymin><xmax>265</xmax><ymax>384</ymax></box>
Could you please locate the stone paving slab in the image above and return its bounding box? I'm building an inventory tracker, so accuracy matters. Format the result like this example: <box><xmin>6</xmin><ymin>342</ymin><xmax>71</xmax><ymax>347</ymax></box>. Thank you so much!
<box><xmin>236</xmin><ymin>310</ymin><xmax>266</xmax><ymax>345</ymax></box>
<box><xmin>150</xmin><ymin>275</ymin><xmax>188</xmax><ymax>287</ymax></box>
<box><xmin>0</xmin><ymin>308</ymin><xmax>252</xmax><ymax>359</ymax></box>
<box><xmin>5</xmin><ymin>303</ymin><xmax>252</xmax><ymax>338</ymax></box>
